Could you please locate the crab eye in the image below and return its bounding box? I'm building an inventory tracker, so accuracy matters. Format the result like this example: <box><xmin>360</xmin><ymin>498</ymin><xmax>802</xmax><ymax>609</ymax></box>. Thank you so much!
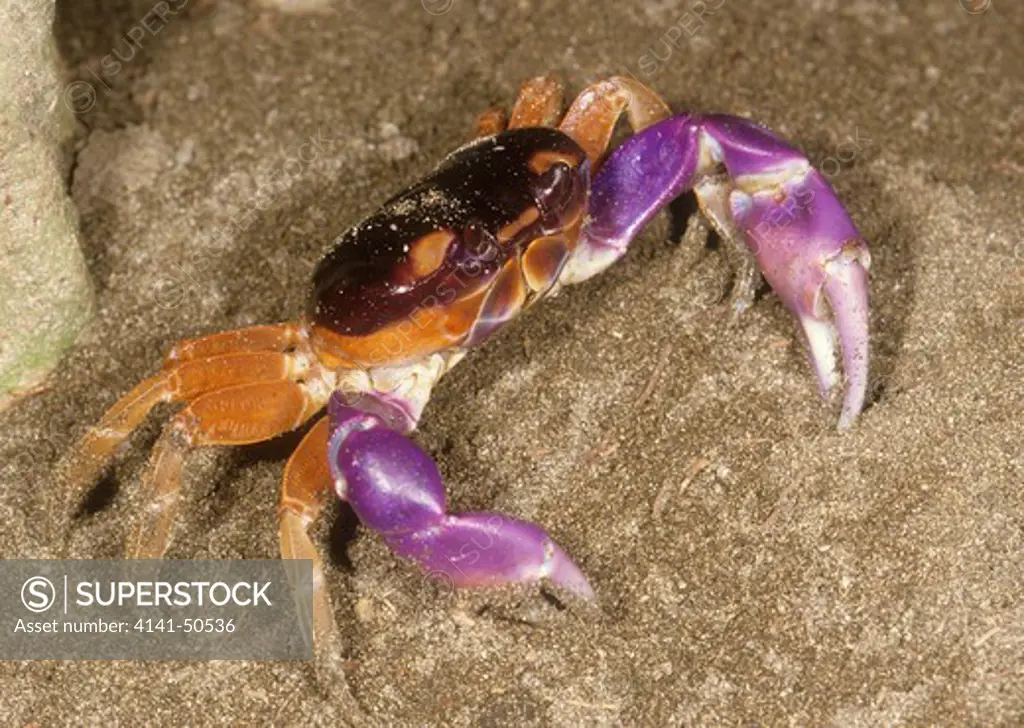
<box><xmin>532</xmin><ymin>160</ymin><xmax>577</xmax><ymax>219</ymax></box>
<box><xmin>462</xmin><ymin>219</ymin><xmax>503</xmax><ymax>265</ymax></box>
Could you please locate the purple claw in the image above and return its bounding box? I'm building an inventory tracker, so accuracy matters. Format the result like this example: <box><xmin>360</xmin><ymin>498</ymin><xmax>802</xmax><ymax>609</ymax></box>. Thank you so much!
<box><xmin>327</xmin><ymin>395</ymin><xmax>594</xmax><ymax>598</ymax></box>
<box><xmin>727</xmin><ymin>168</ymin><xmax>871</xmax><ymax>429</ymax></box>
<box><xmin>386</xmin><ymin>514</ymin><xmax>595</xmax><ymax>598</ymax></box>
<box><xmin>824</xmin><ymin>246</ymin><xmax>870</xmax><ymax>429</ymax></box>
<box><xmin>572</xmin><ymin>114</ymin><xmax>871</xmax><ymax>427</ymax></box>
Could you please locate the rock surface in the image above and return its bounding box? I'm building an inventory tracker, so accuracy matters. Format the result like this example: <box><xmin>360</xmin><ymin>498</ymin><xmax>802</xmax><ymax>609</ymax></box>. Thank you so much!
<box><xmin>0</xmin><ymin>0</ymin><xmax>93</xmax><ymax>409</ymax></box>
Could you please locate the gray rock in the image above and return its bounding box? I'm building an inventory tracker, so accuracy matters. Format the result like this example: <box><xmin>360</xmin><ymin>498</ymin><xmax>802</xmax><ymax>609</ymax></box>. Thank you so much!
<box><xmin>0</xmin><ymin>0</ymin><xmax>93</xmax><ymax>410</ymax></box>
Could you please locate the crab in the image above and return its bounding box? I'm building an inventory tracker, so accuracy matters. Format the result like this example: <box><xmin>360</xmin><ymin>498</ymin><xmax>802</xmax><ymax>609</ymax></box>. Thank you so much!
<box><xmin>56</xmin><ymin>76</ymin><xmax>870</xmax><ymax>702</ymax></box>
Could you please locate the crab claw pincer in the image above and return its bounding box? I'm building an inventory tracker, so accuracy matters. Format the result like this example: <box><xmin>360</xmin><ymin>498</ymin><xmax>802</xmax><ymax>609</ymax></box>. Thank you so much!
<box><xmin>328</xmin><ymin>396</ymin><xmax>594</xmax><ymax>598</ymax></box>
<box><xmin>576</xmin><ymin>113</ymin><xmax>871</xmax><ymax>428</ymax></box>
<box><xmin>385</xmin><ymin>516</ymin><xmax>594</xmax><ymax>599</ymax></box>
<box><xmin>728</xmin><ymin>166</ymin><xmax>871</xmax><ymax>429</ymax></box>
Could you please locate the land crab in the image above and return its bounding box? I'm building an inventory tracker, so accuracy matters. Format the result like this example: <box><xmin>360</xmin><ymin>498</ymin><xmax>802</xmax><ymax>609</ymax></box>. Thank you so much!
<box><xmin>57</xmin><ymin>75</ymin><xmax>870</xmax><ymax>702</ymax></box>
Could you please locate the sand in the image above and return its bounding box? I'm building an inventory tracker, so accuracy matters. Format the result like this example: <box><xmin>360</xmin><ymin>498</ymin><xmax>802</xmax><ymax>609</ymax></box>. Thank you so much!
<box><xmin>1</xmin><ymin>0</ymin><xmax>1021</xmax><ymax>724</ymax></box>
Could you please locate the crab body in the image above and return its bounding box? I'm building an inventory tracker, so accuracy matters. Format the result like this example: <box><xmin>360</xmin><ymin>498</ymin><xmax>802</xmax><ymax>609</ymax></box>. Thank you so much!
<box><xmin>310</xmin><ymin>126</ymin><xmax>589</xmax><ymax>371</ymax></box>
<box><xmin>57</xmin><ymin>76</ymin><xmax>871</xmax><ymax>702</ymax></box>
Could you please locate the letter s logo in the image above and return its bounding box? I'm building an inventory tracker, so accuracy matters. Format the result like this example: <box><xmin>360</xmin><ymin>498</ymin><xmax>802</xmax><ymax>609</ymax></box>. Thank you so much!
<box><xmin>21</xmin><ymin>576</ymin><xmax>56</xmax><ymax>613</ymax></box>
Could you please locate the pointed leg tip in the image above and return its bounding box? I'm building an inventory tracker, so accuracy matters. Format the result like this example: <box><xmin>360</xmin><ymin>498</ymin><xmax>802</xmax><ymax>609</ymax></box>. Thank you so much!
<box><xmin>547</xmin><ymin>543</ymin><xmax>595</xmax><ymax>600</ymax></box>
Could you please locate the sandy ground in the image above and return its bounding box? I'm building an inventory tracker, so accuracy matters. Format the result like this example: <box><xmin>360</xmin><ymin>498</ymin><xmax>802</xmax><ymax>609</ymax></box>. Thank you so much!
<box><xmin>1</xmin><ymin>0</ymin><xmax>1021</xmax><ymax>724</ymax></box>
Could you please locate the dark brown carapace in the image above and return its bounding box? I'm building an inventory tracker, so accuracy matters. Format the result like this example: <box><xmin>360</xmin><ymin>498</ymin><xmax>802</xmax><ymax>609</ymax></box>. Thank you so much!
<box><xmin>308</xmin><ymin>127</ymin><xmax>589</xmax><ymax>369</ymax></box>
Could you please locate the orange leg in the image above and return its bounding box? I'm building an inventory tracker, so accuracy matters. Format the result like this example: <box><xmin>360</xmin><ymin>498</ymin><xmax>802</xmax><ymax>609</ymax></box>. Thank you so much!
<box><xmin>55</xmin><ymin>347</ymin><xmax>313</xmax><ymax>543</ymax></box>
<box><xmin>472</xmin><ymin>107</ymin><xmax>507</xmax><ymax>138</ymax></box>
<box><xmin>278</xmin><ymin>417</ymin><xmax>363</xmax><ymax>713</ymax></box>
<box><xmin>125</xmin><ymin>379</ymin><xmax>326</xmax><ymax>559</ymax></box>
<box><xmin>162</xmin><ymin>322</ymin><xmax>306</xmax><ymax>368</ymax></box>
<box><xmin>279</xmin><ymin>417</ymin><xmax>333</xmax><ymax>653</ymax></box>
<box><xmin>472</xmin><ymin>76</ymin><xmax>565</xmax><ymax>139</ymax></box>
<box><xmin>559</xmin><ymin>76</ymin><xmax>672</xmax><ymax>166</ymax></box>
<box><xmin>508</xmin><ymin>75</ymin><xmax>565</xmax><ymax>128</ymax></box>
